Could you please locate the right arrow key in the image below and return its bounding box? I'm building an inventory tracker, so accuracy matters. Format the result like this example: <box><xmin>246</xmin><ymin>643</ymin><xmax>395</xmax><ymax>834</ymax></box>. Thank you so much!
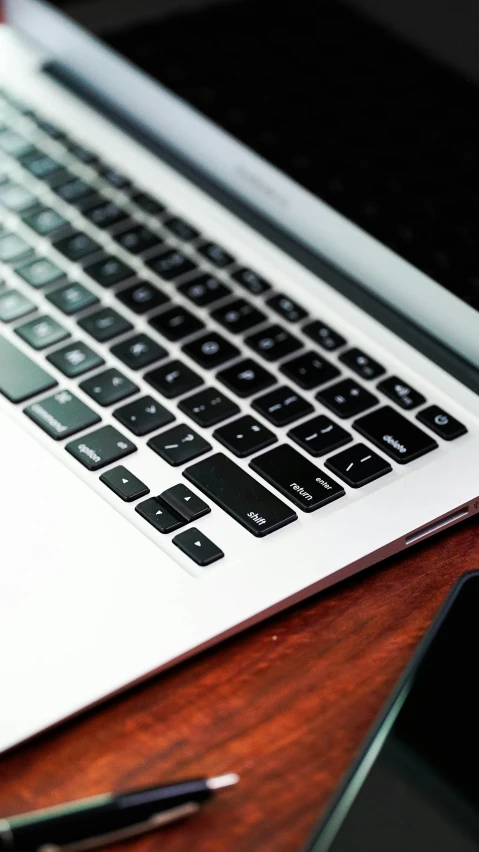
<box><xmin>173</xmin><ymin>528</ymin><xmax>224</xmax><ymax>566</ymax></box>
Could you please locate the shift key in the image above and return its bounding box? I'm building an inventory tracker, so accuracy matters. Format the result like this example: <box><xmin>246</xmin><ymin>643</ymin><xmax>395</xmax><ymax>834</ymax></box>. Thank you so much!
<box><xmin>184</xmin><ymin>452</ymin><xmax>297</xmax><ymax>537</ymax></box>
<box><xmin>0</xmin><ymin>334</ymin><xmax>57</xmax><ymax>403</ymax></box>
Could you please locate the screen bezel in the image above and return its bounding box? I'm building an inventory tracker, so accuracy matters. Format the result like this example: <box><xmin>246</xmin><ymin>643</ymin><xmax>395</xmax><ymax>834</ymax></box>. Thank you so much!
<box><xmin>6</xmin><ymin>0</ymin><xmax>479</xmax><ymax>373</ymax></box>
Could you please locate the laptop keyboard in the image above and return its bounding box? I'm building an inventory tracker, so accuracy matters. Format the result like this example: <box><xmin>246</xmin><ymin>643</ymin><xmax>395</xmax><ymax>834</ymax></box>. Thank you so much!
<box><xmin>0</xmin><ymin>87</ymin><xmax>469</xmax><ymax>567</ymax></box>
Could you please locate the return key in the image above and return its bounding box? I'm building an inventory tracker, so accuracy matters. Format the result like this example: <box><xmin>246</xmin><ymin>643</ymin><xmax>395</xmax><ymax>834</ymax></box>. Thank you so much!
<box><xmin>250</xmin><ymin>445</ymin><xmax>345</xmax><ymax>512</ymax></box>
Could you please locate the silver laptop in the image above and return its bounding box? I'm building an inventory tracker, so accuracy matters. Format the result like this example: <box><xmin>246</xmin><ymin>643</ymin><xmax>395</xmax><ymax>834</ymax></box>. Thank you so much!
<box><xmin>1</xmin><ymin>0</ymin><xmax>478</xmax><ymax>753</ymax></box>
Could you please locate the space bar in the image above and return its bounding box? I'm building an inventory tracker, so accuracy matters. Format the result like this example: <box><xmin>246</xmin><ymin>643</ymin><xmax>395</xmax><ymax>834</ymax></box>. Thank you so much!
<box><xmin>0</xmin><ymin>335</ymin><xmax>57</xmax><ymax>403</ymax></box>
<box><xmin>184</xmin><ymin>452</ymin><xmax>297</xmax><ymax>537</ymax></box>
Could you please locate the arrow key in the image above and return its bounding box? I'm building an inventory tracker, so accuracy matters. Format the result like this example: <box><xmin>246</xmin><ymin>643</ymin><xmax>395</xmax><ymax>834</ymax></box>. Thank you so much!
<box><xmin>100</xmin><ymin>465</ymin><xmax>149</xmax><ymax>502</ymax></box>
<box><xmin>173</xmin><ymin>528</ymin><xmax>224</xmax><ymax>566</ymax></box>
<box><xmin>159</xmin><ymin>483</ymin><xmax>211</xmax><ymax>522</ymax></box>
<box><xmin>135</xmin><ymin>497</ymin><xmax>185</xmax><ymax>534</ymax></box>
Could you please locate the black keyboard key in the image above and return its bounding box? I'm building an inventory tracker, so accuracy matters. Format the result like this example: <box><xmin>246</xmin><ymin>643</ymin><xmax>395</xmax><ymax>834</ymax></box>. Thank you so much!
<box><xmin>149</xmin><ymin>306</ymin><xmax>204</xmax><ymax>341</ymax></box>
<box><xmin>197</xmin><ymin>241</ymin><xmax>235</xmax><ymax>268</ymax></box>
<box><xmin>147</xmin><ymin>249</ymin><xmax>197</xmax><ymax>281</ymax></box>
<box><xmin>179</xmin><ymin>273</ymin><xmax>231</xmax><ymax>307</ymax></box>
<box><xmin>231</xmin><ymin>267</ymin><xmax>271</xmax><ymax>295</ymax></box>
<box><xmin>114</xmin><ymin>395</ymin><xmax>174</xmax><ymax>436</ymax></box>
<box><xmin>66</xmin><ymin>425</ymin><xmax>137</xmax><ymax>470</ymax></box>
<box><xmin>266</xmin><ymin>293</ymin><xmax>307</xmax><ymax>323</ymax></box>
<box><xmin>179</xmin><ymin>387</ymin><xmax>240</xmax><ymax>427</ymax></box>
<box><xmin>145</xmin><ymin>359</ymin><xmax>203</xmax><ymax>398</ymax></box>
<box><xmin>53</xmin><ymin>231</ymin><xmax>101</xmax><ymax>263</ymax></box>
<box><xmin>354</xmin><ymin>406</ymin><xmax>438</xmax><ymax>463</ymax></box>
<box><xmin>132</xmin><ymin>191</ymin><xmax>165</xmax><ymax>216</ymax></box>
<box><xmin>80</xmin><ymin>368</ymin><xmax>139</xmax><ymax>407</ymax></box>
<box><xmin>173</xmin><ymin>528</ymin><xmax>224</xmax><ymax>566</ymax></box>
<box><xmin>55</xmin><ymin>178</ymin><xmax>95</xmax><ymax>205</ymax></box>
<box><xmin>326</xmin><ymin>443</ymin><xmax>393</xmax><ymax>488</ymax></box>
<box><xmin>160</xmin><ymin>484</ymin><xmax>210</xmax><ymax>522</ymax></box>
<box><xmin>79</xmin><ymin>307</ymin><xmax>133</xmax><ymax>342</ymax></box>
<box><xmin>35</xmin><ymin>119</ymin><xmax>65</xmax><ymax>140</ymax></box>
<box><xmin>84</xmin><ymin>200</ymin><xmax>129</xmax><ymax>230</ymax></box>
<box><xmin>25</xmin><ymin>389</ymin><xmax>101</xmax><ymax>439</ymax></box>
<box><xmin>16</xmin><ymin>257</ymin><xmax>64</xmax><ymax>289</ymax></box>
<box><xmin>303</xmin><ymin>320</ymin><xmax>346</xmax><ymax>351</ymax></box>
<box><xmin>0</xmin><ymin>289</ymin><xmax>35</xmax><ymax>322</ymax></box>
<box><xmin>148</xmin><ymin>424</ymin><xmax>211</xmax><ymax>466</ymax></box>
<box><xmin>100</xmin><ymin>466</ymin><xmax>149</xmax><ymax>502</ymax></box>
<box><xmin>377</xmin><ymin>376</ymin><xmax>426</xmax><ymax>410</ymax></box>
<box><xmin>0</xmin><ymin>181</ymin><xmax>37</xmax><ymax>212</ymax></box>
<box><xmin>183</xmin><ymin>331</ymin><xmax>240</xmax><ymax>369</ymax></box>
<box><xmin>250</xmin><ymin>445</ymin><xmax>345</xmax><ymax>513</ymax></box>
<box><xmin>280</xmin><ymin>351</ymin><xmax>340</xmax><ymax>390</ymax></box>
<box><xmin>416</xmin><ymin>405</ymin><xmax>467</xmax><ymax>440</ymax></box>
<box><xmin>135</xmin><ymin>497</ymin><xmax>185</xmax><ymax>535</ymax></box>
<box><xmin>111</xmin><ymin>333</ymin><xmax>167</xmax><ymax>370</ymax></box>
<box><xmin>16</xmin><ymin>315</ymin><xmax>69</xmax><ymax>350</ymax></box>
<box><xmin>117</xmin><ymin>281</ymin><xmax>169</xmax><ymax>314</ymax></box>
<box><xmin>100</xmin><ymin>166</ymin><xmax>131</xmax><ymax>190</ymax></box>
<box><xmin>47</xmin><ymin>282</ymin><xmax>99</xmax><ymax>315</ymax></box>
<box><xmin>83</xmin><ymin>255</ymin><xmax>135</xmax><ymax>287</ymax></box>
<box><xmin>115</xmin><ymin>225</ymin><xmax>162</xmax><ymax>255</ymax></box>
<box><xmin>163</xmin><ymin>216</ymin><xmax>199</xmax><ymax>242</ymax></box>
<box><xmin>217</xmin><ymin>358</ymin><xmax>276</xmax><ymax>398</ymax></box>
<box><xmin>21</xmin><ymin>151</ymin><xmax>62</xmax><ymax>181</ymax></box>
<box><xmin>288</xmin><ymin>415</ymin><xmax>352</xmax><ymax>457</ymax></box>
<box><xmin>22</xmin><ymin>206</ymin><xmax>68</xmax><ymax>236</ymax></box>
<box><xmin>0</xmin><ymin>232</ymin><xmax>32</xmax><ymax>263</ymax></box>
<box><xmin>67</xmin><ymin>142</ymin><xmax>99</xmax><ymax>165</ymax></box>
<box><xmin>212</xmin><ymin>298</ymin><xmax>266</xmax><ymax>334</ymax></box>
<box><xmin>339</xmin><ymin>347</ymin><xmax>386</xmax><ymax>380</ymax></box>
<box><xmin>47</xmin><ymin>342</ymin><xmax>104</xmax><ymax>377</ymax></box>
<box><xmin>246</xmin><ymin>324</ymin><xmax>302</xmax><ymax>361</ymax></box>
<box><xmin>317</xmin><ymin>378</ymin><xmax>378</xmax><ymax>418</ymax></box>
<box><xmin>0</xmin><ymin>335</ymin><xmax>57</xmax><ymax>402</ymax></box>
<box><xmin>184</xmin><ymin>453</ymin><xmax>297</xmax><ymax>537</ymax></box>
<box><xmin>253</xmin><ymin>386</ymin><xmax>314</xmax><ymax>427</ymax></box>
<box><xmin>214</xmin><ymin>415</ymin><xmax>277</xmax><ymax>458</ymax></box>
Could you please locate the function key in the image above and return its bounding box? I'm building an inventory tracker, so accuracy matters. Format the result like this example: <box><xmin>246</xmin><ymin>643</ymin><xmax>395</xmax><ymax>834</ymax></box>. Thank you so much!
<box><xmin>84</xmin><ymin>200</ymin><xmax>129</xmax><ymax>230</ymax></box>
<box><xmin>288</xmin><ymin>415</ymin><xmax>352</xmax><ymax>457</ymax></box>
<box><xmin>99</xmin><ymin>166</ymin><xmax>131</xmax><ymax>190</ymax></box>
<box><xmin>250</xmin><ymin>445</ymin><xmax>345</xmax><ymax>512</ymax></box>
<box><xmin>79</xmin><ymin>368</ymin><xmax>138</xmax><ymax>407</ymax></box>
<box><xmin>217</xmin><ymin>358</ymin><xmax>276</xmax><ymax>398</ymax></box>
<box><xmin>22</xmin><ymin>206</ymin><xmax>69</xmax><ymax>236</ymax></box>
<box><xmin>317</xmin><ymin>378</ymin><xmax>378</xmax><ymax>418</ymax></box>
<box><xmin>114</xmin><ymin>395</ymin><xmax>174</xmax><ymax>436</ymax></box>
<box><xmin>416</xmin><ymin>405</ymin><xmax>467</xmax><ymax>441</ymax></box>
<box><xmin>0</xmin><ymin>181</ymin><xmax>37</xmax><ymax>212</ymax></box>
<box><xmin>131</xmin><ymin>191</ymin><xmax>166</xmax><ymax>216</ymax></box>
<box><xmin>0</xmin><ymin>289</ymin><xmax>36</xmax><ymax>322</ymax></box>
<box><xmin>163</xmin><ymin>216</ymin><xmax>200</xmax><ymax>242</ymax></box>
<box><xmin>24</xmin><ymin>389</ymin><xmax>101</xmax><ymax>440</ymax></box>
<box><xmin>100</xmin><ymin>465</ymin><xmax>149</xmax><ymax>502</ymax></box>
<box><xmin>303</xmin><ymin>319</ymin><xmax>346</xmax><ymax>351</ymax></box>
<box><xmin>214</xmin><ymin>414</ymin><xmax>276</xmax><ymax>458</ymax></box>
<box><xmin>354</xmin><ymin>406</ymin><xmax>438</xmax><ymax>463</ymax></box>
<box><xmin>116</xmin><ymin>281</ymin><xmax>169</xmax><ymax>314</ymax></box>
<box><xmin>246</xmin><ymin>324</ymin><xmax>302</xmax><ymax>361</ymax></box>
<box><xmin>266</xmin><ymin>293</ymin><xmax>307</xmax><ymax>323</ymax></box>
<box><xmin>148</xmin><ymin>424</ymin><xmax>211</xmax><ymax>466</ymax></box>
<box><xmin>47</xmin><ymin>282</ymin><xmax>98</xmax><ymax>315</ymax></box>
<box><xmin>78</xmin><ymin>307</ymin><xmax>133</xmax><ymax>342</ymax></box>
<box><xmin>339</xmin><ymin>347</ymin><xmax>386</xmax><ymax>380</ymax></box>
<box><xmin>160</xmin><ymin>484</ymin><xmax>210</xmax><ymax>523</ymax></box>
<box><xmin>53</xmin><ymin>231</ymin><xmax>102</xmax><ymax>263</ymax></box>
<box><xmin>231</xmin><ymin>267</ymin><xmax>271</xmax><ymax>295</ymax></box>
<box><xmin>253</xmin><ymin>386</ymin><xmax>313</xmax><ymax>427</ymax></box>
<box><xmin>145</xmin><ymin>359</ymin><xmax>203</xmax><ymax>399</ymax></box>
<box><xmin>325</xmin><ymin>443</ymin><xmax>392</xmax><ymax>487</ymax></box>
<box><xmin>66</xmin><ymin>424</ymin><xmax>137</xmax><ymax>470</ymax></box>
<box><xmin>15</xmin><ymin>315</ymin><xmax>69</xmax><ymax>350</ymax></box>
<box><xmin>0</xmin><ymin>232</ymin><xmax>32</xmax><ymax>263</ymax></box>
<box><xmin>84</xmin><ymin>254</ymin><xmax>135</xmax><ymax>287</ymax></box>
<box><xmin>21</xmin><ymin>151</ymin><xmax>62</xmax><ymax>181</ymax></box>
<box><xmin>147</xmin><ymin>248</ymin><xmax>198</xmax><ymax>281</ymax></box>
<box><xmin>149</xmin><ymin>305</ymin><xmax>204</xmax><ymax>341</ymax></box>
<box><xmin>179</xmin><ymin>387</ymin><xmax>240</xmax><ymax>428</ymax></box>
<box><xmin>111</xmin><ymin>333</ymin><xmax>167</xmax><ymax>370</ymax></box>
<box><xmin>55</xmin><ymin>177</ymin><xmax>95</xmax><ymax>206</ymax></box>
<box><xmin>47</xmin><ymin>341</ymin><xmax>104</xmax><ymax>377</ymax></box>
<box><xmin>182</xmin><ymin>331</ymin><xmax>239</xmax><ymax>369</ymax></box>
<box><xmin>173</xmin><ymin>528</ymin><xmax>224</xmax><ymax>567</ymax></box>
<box><xmin>16</xmin><ymin>257</ymin><xmax>64</xmax><ymax>289</ymax></box>
<box><xmin>211</xmin><ymin>298</ymin><xmax>266</xmax><ymax>334</ymax></box>
<box><xmin>179</xmin><ymin>273</ymin><xmax>231</xmax><ymax>307</ymax></box>
<box><xmin>115</xmin><ymin>225</ymin><xmax>162</xmax><ymax>255</ymax></box>
<box><xmin>377</xmin><ymin>376</ymin><xmax>426</xmax><ymax>410</ymax></box>
<box><xmin>197</xmin><ymin>241</ymin><xmax>235</xmax><ymax>269</ymax></box>
<box><xmin>135</xmin><ymin>497</ymin><xmax>184</xmax><ymax>535</ymax></box>
<box><xmin>0</xmin><ymin>336</ymin><xmax>57</xmax><ymax>403</ymax></box>
<box><xmin>280</xmin><ymin>351</ymin><xmax>340</xmax><ymax>390</ymax></box>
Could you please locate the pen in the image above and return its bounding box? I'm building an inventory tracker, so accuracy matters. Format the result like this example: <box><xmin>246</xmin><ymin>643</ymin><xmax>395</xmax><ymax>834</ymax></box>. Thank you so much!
<box><xmin>0</xmin><ymin>774</ymin><xmax>239</xmax><ymax>852</ymax></box>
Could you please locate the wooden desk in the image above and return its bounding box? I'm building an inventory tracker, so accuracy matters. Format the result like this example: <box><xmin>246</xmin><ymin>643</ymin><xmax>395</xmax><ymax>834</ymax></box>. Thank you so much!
<box><xmin>0</xmin><ymin>517</ymin><xmax>478</xmax><ymax>852</ymax></box>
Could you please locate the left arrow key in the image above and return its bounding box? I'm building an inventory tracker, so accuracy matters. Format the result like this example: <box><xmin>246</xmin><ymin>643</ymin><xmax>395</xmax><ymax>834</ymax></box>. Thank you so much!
<box><xmin>100</xmin><ymin>465</ymin><xmax>149</xmax><ymax>502</ymax></box>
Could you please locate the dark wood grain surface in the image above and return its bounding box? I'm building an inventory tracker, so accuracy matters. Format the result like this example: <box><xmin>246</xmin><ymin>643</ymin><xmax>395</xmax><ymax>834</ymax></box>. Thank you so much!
<box><xmin>0</xmin><ymin>516</ymin><xmax>478</xmax><ymax>852</ymax></box>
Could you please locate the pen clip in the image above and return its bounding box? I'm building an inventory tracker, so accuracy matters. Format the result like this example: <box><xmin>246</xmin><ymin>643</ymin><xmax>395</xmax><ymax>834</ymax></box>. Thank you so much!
<box><xmin>36</xmin><ymin>802</ymin><xmax>200</xmax><ymax>852</ymax></box>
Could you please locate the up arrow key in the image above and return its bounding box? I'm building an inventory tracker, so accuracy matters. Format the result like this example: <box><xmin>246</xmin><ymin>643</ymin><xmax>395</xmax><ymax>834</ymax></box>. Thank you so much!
<box><xmin>159</xmin><ymin>484</ymin><xmax>211</xmax><ymax>523</ymax></box>
<box><xmin>194</xmin><ymin>540</ymin><xmax>202</xmax><ymax>547</ymax></box>
<box><xmin>122</xmin><ymin>478</ymin><xmax>129</xmax><ymax>484</ymax></box>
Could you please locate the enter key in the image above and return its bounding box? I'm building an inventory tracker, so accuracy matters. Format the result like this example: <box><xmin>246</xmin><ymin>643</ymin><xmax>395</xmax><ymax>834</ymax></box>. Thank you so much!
<box><xmin>250</xmin><ymin>444</ymin><xmax>345</xmax><ymax>512</ymax></box>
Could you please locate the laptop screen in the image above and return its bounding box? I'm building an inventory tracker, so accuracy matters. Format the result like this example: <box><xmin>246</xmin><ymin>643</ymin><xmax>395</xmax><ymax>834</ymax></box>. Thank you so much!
<box><xmin>13</xmin><ymin>0</ymin><xmax>479</xmax><ymax>369</ymax></box>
